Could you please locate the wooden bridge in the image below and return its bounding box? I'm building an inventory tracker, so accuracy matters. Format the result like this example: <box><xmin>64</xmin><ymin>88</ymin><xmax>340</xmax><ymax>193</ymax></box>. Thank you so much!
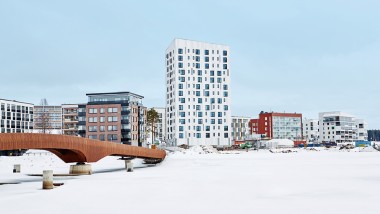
<box><xmin>0</xmin><ymin>133</ymin><xmax>166</xmax><ymax>163</ymax></box>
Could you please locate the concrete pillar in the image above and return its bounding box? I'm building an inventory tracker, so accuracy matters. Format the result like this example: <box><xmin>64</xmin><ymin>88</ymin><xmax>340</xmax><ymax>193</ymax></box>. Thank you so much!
<box><xmin>69</xmin><ymin>163</ymin><xmax>92</xmax><ymax>175</ymax></box>
<box><xmin>42</xmin><ymin>170</ymin><xmax>54</xmax><ymax>190</ymax></box>
<box><xmin>125</xmin><ymin>160</ymin><xmax>133</xmax><ymax>172</ymax></box>
<box><xmin>13</xmin><ymin>164</ymin><xmax>21</xmax><ymax>173</ymax></box>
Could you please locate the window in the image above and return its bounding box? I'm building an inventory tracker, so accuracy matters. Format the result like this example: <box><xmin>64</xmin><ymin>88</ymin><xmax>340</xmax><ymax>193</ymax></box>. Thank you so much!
<box><xmin>224</xmin><ymin>126</ymin><xmax>228</xmax><ymax>131</ymax></box>
<box><xmin>178</xmin><ymin>55</ymin><xmax>183</xmax><ymax>61</ymax></box>
<box><xmin>218</xmin><ymin>119</ymin><xmax>222</xmax><ymax>124</ymax></box>
<box><xmin>179</xmin><ymin>63</ymin><xmax>183</xmax><ymax>68</ymax></box>
<box><xmin>223</xmin><ymin>64</ymin><xmax>227</xmax><ymax>69</ymax></box>
<box><xmin>218</xmin><ymin>98</ymin><xmax>222</xmax><ymax>104</ymax></box>
<box><xmin>217</xmin><ymin>71</ymin><xmax>222</xmax><ymax>76</ymax></box>
<box><xmin>211</xmin><ymin>119</ymin><xmax>215</xmax><ymax>124</ymax></box>
<box><xmin>100</xmin><ymin>108</ymin><xmax>105</xmax><ymax>114</ymax></box>
<box><xmin>198</xmin><ymin>112</ymin><xmax>203</xmax><ymax>117</ymax></box>
<box><xmin>107</xmin><ymin>108</ymin><xmax>118</xmax><ymax>113</ymax></box>
<box><xmin>108</xmin><ymin>125</ymin><xmax>118</xmax><ymax>131</ymax></box>
<box><xmin>88</xmin><ymin>126</ymin><xmax>97</xmax><ymax>132</ymax></box>
<box><xmin>218</xmin><ymin>112</ymin><xmax>222</xmax><ymax>117</ymax></box>
<box><xmin>205</xmin><ymin>84</ymin><xmax>209</xmax><ymax>89</ymax></box>
<box><xmin>179</xmin><ymin>133</ymin><xmax>184</xmax><ymax>138</ymax></box>
<box><xmin>89</xmin><ymin>117</ymin><xmax>98</xmax><ymax>123</ymax></box>
<box><xmin>180</xmin><ymin>98</ymin><xmax>185</xmax><ymax>103</ymax></box>
<box><xmin>223</xmin><ymin>50</ymin><xmax>227</xmax><ymax>56</ymax></box>
<box><xmin>196</xmin><ymin>84</ymin><xmax>201</xmax><ymax>89</ymax></box>
<box><xmin>197</xmin><ymin>70</ymin><xmax>202</xmax><ymax>75</ymax></box>
<box><xmin>210</xmin><ymin>71</ymin><xmax>214</xmax><ymax>76</ymax></box>
<box><xmin>100</xmin><ymin>126</ymin><xmax>105</xmax><ymax>132</ymax></box>
<box><xmin>206</xmin><ymin>126</ymin><xmax>210</xmax><ymax>131</ymax></box>
<box><xmin>179</xmin><ymin>83</ymin><xmax>183</xmax><ymax>89</ymax></box>
<box><xmin>211</xmin><ymin>112</ymin><xmax>215</xmax><ymax>117</ymax></box>
<box><xmin>196</xmin><ymin>105</ymin><xmax>201</xmax><ymax>110</ymax></box>
<box><xmin>223</xmin><ymin>57</ymin><xmax>227</xmax><ymax>63</ymax></box>
<box><xmin>196</xmin><ymin>133</ymin><xmax>201</xmax><ymax>138</ymax></box>
<box><xmin>205</xmin><ymin>57</ymin><xmax>209</xmax><ymax>62</ymax></box>
<box><xmin>224</xmin><ymin>133</ymin><xmax>229</xmax><ymax>138</ymax></box>
<box><xmin>196</xmin><ymin>91</ymin><xmax>200</xmax><ymax>96</ymax></box>
<box><xmin>211</xmin><ymin>98</ymin><xmax>215</xmax><ymax>104</ymax></box>
<box><xmin>178</xmin><ymin>48</ymin><xmax>183</xmax><ymax>54</ymax></box>
<box><xmin>224</xmin><ymin>105</ymin><xmax>228</xmax><ymax>110</ymax></box>
<box><xmin>89</xmin><ymin>135</ymin><xmax>97</xmax><ymax>140</ymax></box>
<box><xmin>179</xmin><ymin>91</ymin><xmax>183</xmax><ymax>96</ymax></box>
<box><xmin>195</xmin><ymin>56</ymin><xmax>200</xmax><ymax>62</ymax></box>
<box><xmin>210</xmin><ymin>78</ymin><xmax>214</xmax><ymax>83</ymax></box>
<box><xmin>179</xmin><ymin>126</ymin><xmax>184</xmax><ymax>131</ymax></box>
<box><xmin>179</xmin><ymin>119</ymin><xmax>186</xmax><ymax>124</ymax></box>
<box><xmin>108</xmin><ymin>116</ymin><xmax>118</xmax><ymax>122</ymax></box>
<box><xmin>198</xmin><ymin>98</ymin><xmax>202</xmax><ymax>103</ymax></box>
<box><xmin>204</xmin><ymin>91</ymin><xmax>209</xmax><ymax>97</ymax></box>
<box><xmin>205</xmin><ymin>50</ymin><xmax>209</xmax><ymax>55</ymax></box>
<box><xmin>180</xmin><ymin>112</ymin><xmax>185</xmax><ymax>117</ymax></box>
<box><xmin>206</xmin><ymin>105</ymin><xmax>210</xmax><ymax>110</ymax></box>
<box><xmin>224</xmin><ymin>92</ymin><xmax>228</xmax><ymax>97</ymax></box>
<box><xmin>205</xmin><ymin>64</ymin><xmax>209</xmax><ymax>69</ymax></box>
<box><xmin>206</xmin><ymin>133</ymin><xmax>210</xmax><ymax>138</ymax></box>
<box><xmin>195</xmin><ymin>49</ymin><xmax>200</xmax><ymax>55</ymax></box>
<box><xmin>100</xmin><ymin>116</ymin><xmax>105</xmax><ymax>122</ymax></box>
<box><xmin>107</xmin><ymin>134</ymin><xmax>118</xmax><ymax>141</ymax></box>
<box><xmin>223</xmin><ymin>85</ymin><xmax>228</xmax><ymax>90</ymax></box>
<box><xmin>198</xmin><ymin>119</ymin><xmax>203</xmax><ymax>124</ymax></box>
<box><xmin>89</xmin><ymin>108</ymin><xmax>97</xmax><ymax>114</ymax></box>
<box><xmin>99</xmin><ymin>134</ymin><xmax>105</xmax><ymax>141</ymax></box>
<box><xmin>195</xmin><ymin>63</ymin><xmax>200</xmax><ymax>68</ymax></box>
<box><xmin>198</xmin><ymin>77</ymin><xmax>202</xmax><ymax>82</ymax></box>
<box><xmin>179</xmin><ymin>105</ymin><xmax>184</xmax><ymax>110</ymax></box>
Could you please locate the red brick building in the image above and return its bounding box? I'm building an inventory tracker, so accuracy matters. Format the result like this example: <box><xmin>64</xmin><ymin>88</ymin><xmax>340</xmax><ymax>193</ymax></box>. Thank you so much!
<box><xmin>249</xmin><ymin>112</ymin><xmax>303</xmax><ymax>140</ymax></box>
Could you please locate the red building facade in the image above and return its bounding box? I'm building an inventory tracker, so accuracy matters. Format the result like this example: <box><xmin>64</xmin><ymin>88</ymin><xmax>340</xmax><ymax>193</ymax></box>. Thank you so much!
<box><xmin>249</xmin><ymin>112</ymin><xmax>303</xmax><ymax>140</ymax></box>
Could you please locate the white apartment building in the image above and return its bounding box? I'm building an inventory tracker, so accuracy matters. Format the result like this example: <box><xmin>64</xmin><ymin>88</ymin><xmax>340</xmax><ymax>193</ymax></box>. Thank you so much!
<box><xmin>154</xmin><ymin>107</ymin><xmax>166</xmax><ymax>142</ymax></box>
<box><xmin>165</xmin><ymin>38</ymin><xmax>231</xmax><ymax>146</ymax></box>
<box><xmin>231</xmin><ymin>116</ymin><xmax>251</xmax><ymax>143</ymax></box>
<box><xmin>0</xmin><ymin>99</ymin><xmax>34</xmax><ymax>133</ymax></box>
<box><xmin>356</xmin><ymin>119</ymin><xmax>368</xmax><ymax>141</ymax></box>
<box><xmin>33</xmin><ymin>101</ymin><xmax>62</xmax><ymax>134</ymax></box>
<box><xmin>303</xmin><ymin>118</ymin><xmax>319</xmax><ymax>142</ymax></box>
<box><xmin>318</xmin><ymin>111</ymin><xmax>367</xmax><ymax>145</ymax></box>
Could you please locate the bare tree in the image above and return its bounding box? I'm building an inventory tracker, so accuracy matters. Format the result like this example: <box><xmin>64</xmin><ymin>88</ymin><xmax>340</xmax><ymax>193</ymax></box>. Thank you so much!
<box><xmin>34</xmin><ymin>99</ymin><xmax>52</xmax><ymax>134</ymax></box>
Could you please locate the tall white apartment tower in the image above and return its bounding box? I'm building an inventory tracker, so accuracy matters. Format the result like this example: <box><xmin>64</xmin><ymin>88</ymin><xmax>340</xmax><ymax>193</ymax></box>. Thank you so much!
<box><xmin>165</xmin><ymin>39</ymin><xmax>231</xmax><ymax>146</ymax></box>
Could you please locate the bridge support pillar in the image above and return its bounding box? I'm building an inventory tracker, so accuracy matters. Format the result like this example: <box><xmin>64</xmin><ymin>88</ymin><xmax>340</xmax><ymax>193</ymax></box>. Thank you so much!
<box><xmin>69</xmin><ymin>163</ymin><xmax>92</xmax><ymax>175</ymax></box>
<box><xmin>125</xmin><ymin>160</ymin><xmax>133</xmax><ymax>172</ymax></box>
<box><xmin>43</xmin><ymin>170</ymin><xmax>54</xmax><ymax>190</ymax></box>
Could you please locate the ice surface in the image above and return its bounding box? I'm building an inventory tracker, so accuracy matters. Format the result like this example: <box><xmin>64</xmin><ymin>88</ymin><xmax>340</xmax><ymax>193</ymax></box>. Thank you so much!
<box><xmin>1</xmin><ymin>148</ymin><xmax>380</xmax><ymax>214</ymax></box>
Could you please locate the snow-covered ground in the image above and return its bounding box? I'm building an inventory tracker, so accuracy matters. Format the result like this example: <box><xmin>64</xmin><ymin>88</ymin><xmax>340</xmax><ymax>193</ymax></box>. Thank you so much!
<box><xmin>1</xmin><ymin>147</ymin><xmax>380</xmax><ymax>214</ymax></box>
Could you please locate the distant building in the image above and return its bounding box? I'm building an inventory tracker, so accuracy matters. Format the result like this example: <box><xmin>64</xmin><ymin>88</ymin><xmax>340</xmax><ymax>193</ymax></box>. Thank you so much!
<box><xmin>78</xmin><ymin>92</ymin><xmax>147</xmax><ymax>146</ymax></box>
<box><xmin>33</xmin><ymin>99</ymin><xmax>62</xmax><ymax>134</ymax></box>
<box><xmin>303</xmin><ymin>118</ymin><xmax>319</xmax><ymax>142</ymax></box>
<box><xmin>250</xmin><ymin>112</ymin><xmax>303</xmax><ymax>140</ymax></box>
<box><xmin>62</xmin><ymin>104</ymin><xmax>79</xmax><ymax>136</ymax></box>
<box><xmin>231</xmin><ymin>116</ymin><xmax>251</xmax><ymax>144</ymax></box>
<box><xmin>0</xmin><ymin>99</ymin><xmax>34</xmax><ymax>156</ymax></box>
<box><xmin>318</xmin><ymin>111</ymin><xmax>367</xmax><ymax>144</ymax></box>
<box><xmin>0</xmin><ymin>99</ymin><xmax>34</xmax><ymax>133</ymax></box>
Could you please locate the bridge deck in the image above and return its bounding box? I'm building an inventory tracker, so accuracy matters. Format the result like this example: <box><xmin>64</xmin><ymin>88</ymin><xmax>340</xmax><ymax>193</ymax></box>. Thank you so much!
<box><xmin>0</xmin><ymin>133</ymin><xmax>166</xmax><ymax>163</ymax></box>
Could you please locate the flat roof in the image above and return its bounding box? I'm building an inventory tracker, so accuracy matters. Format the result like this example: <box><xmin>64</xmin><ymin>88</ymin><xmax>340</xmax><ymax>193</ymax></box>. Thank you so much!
<box><xmin>86</xmin><ymin>91</ymin><xmax>144</xmax><ymax>99</ymax></box>
<box><xmin>0</xmin><ymin>98</ymin><xmax>34</xmax><ymax>106</ymax></box>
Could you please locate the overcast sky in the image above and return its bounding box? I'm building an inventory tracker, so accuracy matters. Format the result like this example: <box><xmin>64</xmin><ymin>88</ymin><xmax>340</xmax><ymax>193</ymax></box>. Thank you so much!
<box><xmin>0</xmin><ymin>0</ymin><xmax>379</xmax><ymax>128</ymax></box>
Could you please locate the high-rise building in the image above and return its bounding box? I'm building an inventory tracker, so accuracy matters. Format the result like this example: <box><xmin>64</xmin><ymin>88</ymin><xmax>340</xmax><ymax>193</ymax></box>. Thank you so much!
<box><xmin>62</xmin><ymin>104</ymin><xmax>79</xmax><ymax>136</ymax></box>
<box><xmin>154</xmin><ymin>107</ymin><xmax>166</xmax><ymax>143</ymax></box>
<box><xmin>33</xmin><ymin>99</ymin><xmax>62</xmax><ymax>134</ymax></box>
<box><xmin>250</xmin><ymin>112</ymin><xmax>303</xmax><ymax>140</ymax></box>
<box><xmin>78</xmin><ymin>92</ymin><xmax>147</xmax><ymax>146</ymax></box>
<box><xmin>303</xmin><ymin>118</ymin><xmax>319</xmax><ymax>142</ymax></box>
<box><xmin>0</xmin><ymin>99</ymin><xmax>34</xmax><ymax>133</ymax></box>
<box><xmin>318</xmin><ymin>111</ymin><xmax>367</xmax><ymax>144</ymax></box>
<box><xmin>165</xmin><ymin>38</ymin><xmax>231</xmax><ymax>146</ymax></box>
<box><xmin>231</xmin><ymin>116</ymin><xmax>251</xmax><ymax>144</ymax></box>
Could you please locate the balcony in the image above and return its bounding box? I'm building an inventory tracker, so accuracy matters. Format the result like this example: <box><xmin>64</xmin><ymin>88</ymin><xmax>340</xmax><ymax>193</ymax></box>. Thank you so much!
<box><xmin>78</xmin><ymin>112</ymin><xmax>86</xmax><ymax>117</ymax></box>
<box><xmin>121</xmin><ymin>119</ymin><xmax>130</xmax><ymax>124</ymax></box>
<box><xmin>121</xmin><ymin>129</ymin><xmax>131</xmax><ymax>133</ymax></box>
<box><xmin>121</xmin><ymin>110</ymin><xmax>130</xmax><ymax>115</ymax></box>
<box><xmin>78</xmin><ymin>121</ymin><xmax>86</xmax><ymax>126</ymax></box>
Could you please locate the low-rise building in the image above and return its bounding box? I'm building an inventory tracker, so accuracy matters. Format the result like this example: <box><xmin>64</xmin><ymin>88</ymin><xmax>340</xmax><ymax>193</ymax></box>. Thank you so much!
<box><xmin>250</xmin><ymin>111</ymin><xmax>303</xmax><ymax>140</ymax></box>
<box><xmin>0</xmin><ymin>99</ymin><xmax>34</xmax><ymax>133</ymax></box>
<box><xmin>231</xmin><ymin>116</ymin><xmax>251</xmax><ymax>144</ymax></box>
<box><xmin>318</xmin><ymin>111</ymin><xmax>367</xmax><ymax>145</ymax></box>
